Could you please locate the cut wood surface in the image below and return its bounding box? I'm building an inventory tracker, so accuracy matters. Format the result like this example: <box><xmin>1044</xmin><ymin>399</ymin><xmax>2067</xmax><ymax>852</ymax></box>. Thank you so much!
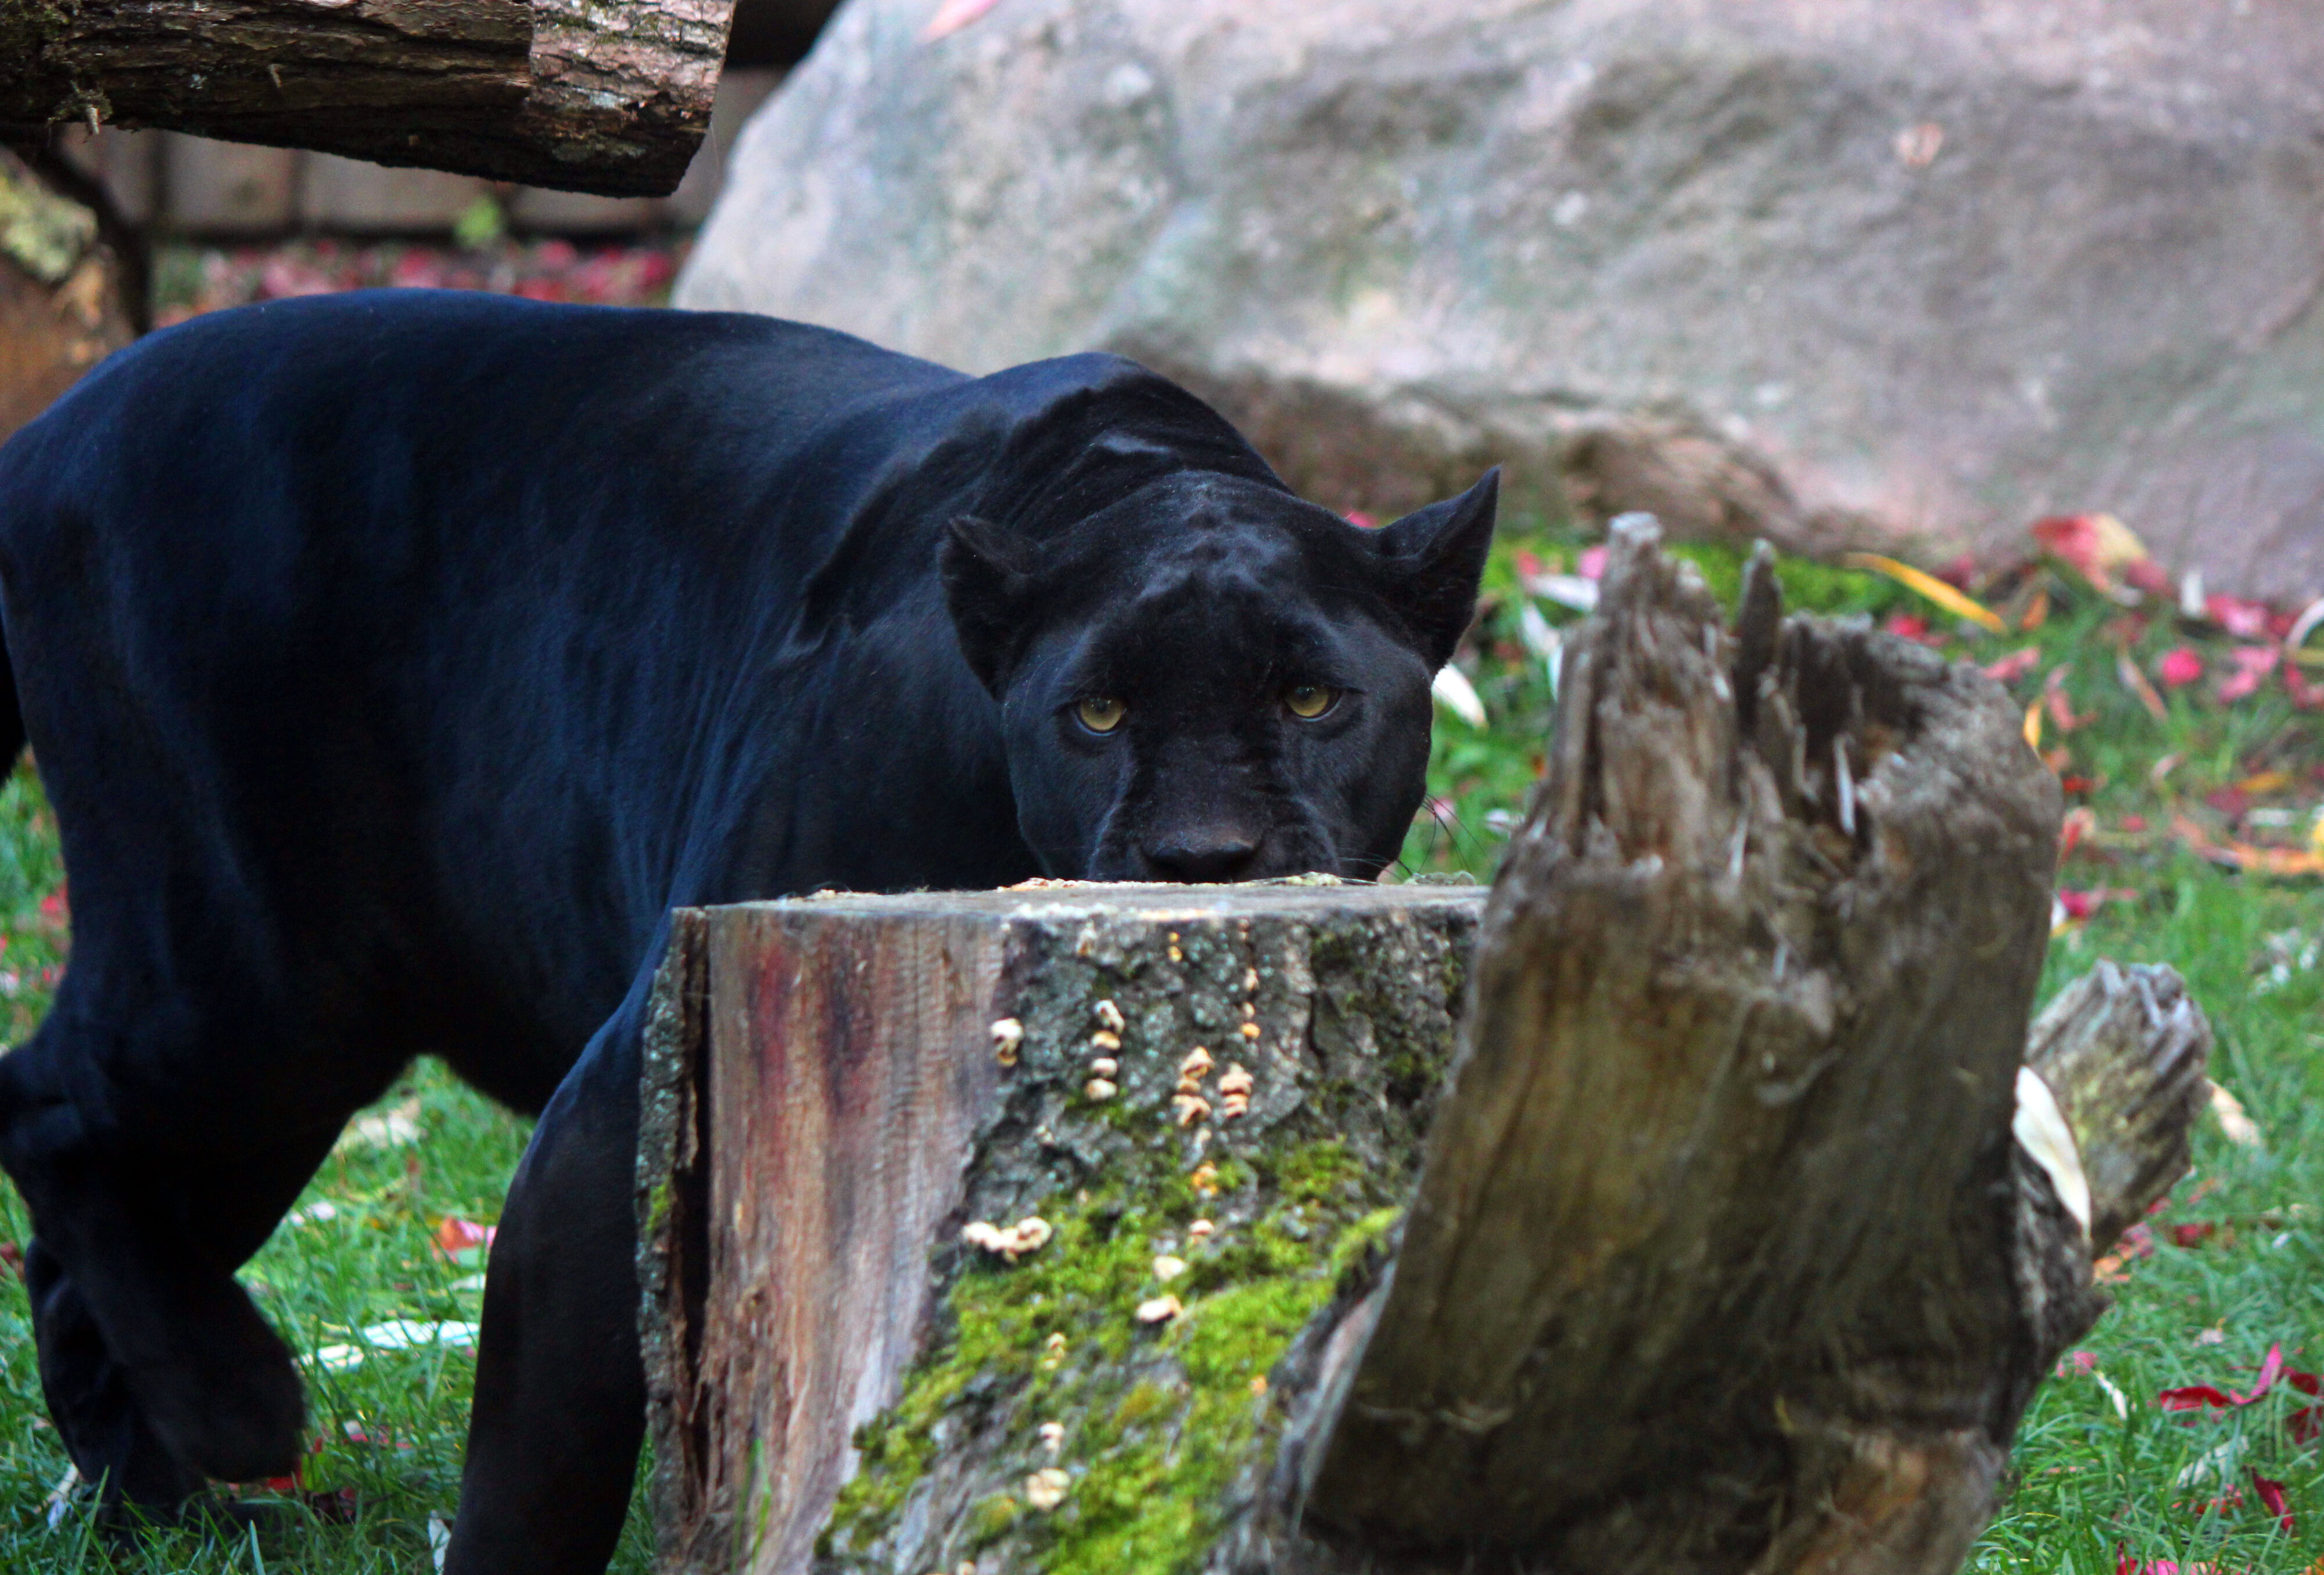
<box><xmin>2</xmin><ymin>0</ymin><xmax>729</xmax><ymax>195</ymax></box>
<box><xmin>637</xmin><ymin>524</ymin><xmax>2211</xmax><ymax>1575</ymax></box>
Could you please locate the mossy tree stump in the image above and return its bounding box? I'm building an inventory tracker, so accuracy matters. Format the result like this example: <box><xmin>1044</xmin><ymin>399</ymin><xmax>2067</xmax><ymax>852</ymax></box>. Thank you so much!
<box><xmin>636</xmin><ymin>522</ymin><xmax>2211</xmax><ymax>1575</ymax></box>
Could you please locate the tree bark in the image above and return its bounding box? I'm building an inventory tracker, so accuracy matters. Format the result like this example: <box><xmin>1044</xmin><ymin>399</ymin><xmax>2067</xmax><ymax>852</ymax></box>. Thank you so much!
<box><xmin>1</xmin><ymin>0</ymin><xmax>729</xmax><ymax>196</ymax></box>
<box><xmin>637</xmin><ymin>525</ymin><xmax>2211</xmax><ymax>1575</ymax></box>
<box><xmin>1286</xmin><ymin>521</ymin><xmax>2204</xmax><ymax>1572</ymax></box>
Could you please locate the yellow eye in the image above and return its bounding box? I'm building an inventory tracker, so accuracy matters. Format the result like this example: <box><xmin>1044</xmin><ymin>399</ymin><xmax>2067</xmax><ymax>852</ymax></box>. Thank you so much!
<box><xmin>1285</xmin><ymin>684</ymin><xmax>1339</xmax><ymax>720</ymax></box>
<box><xmin>1076</xmin><ymin>696</ymin><xmax>1127</xmax><ymax>733</ymax></box>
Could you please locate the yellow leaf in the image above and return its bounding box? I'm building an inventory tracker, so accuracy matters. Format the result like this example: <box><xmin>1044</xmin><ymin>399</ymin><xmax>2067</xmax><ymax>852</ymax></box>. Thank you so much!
<box><xmin>1842</xmin><ymin>553</ymin><xmax>2007</xmax><ymax>633</ymax></box>
<box><xmin>2023</xmin><ymin>697</ymin><xmax>2043</xmax><ymax>750</ymax></box>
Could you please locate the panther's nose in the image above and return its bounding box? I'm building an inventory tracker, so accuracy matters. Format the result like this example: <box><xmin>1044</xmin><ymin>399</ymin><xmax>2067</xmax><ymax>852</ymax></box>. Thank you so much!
<box><xmin>1143</xmin><ymin>832</ymin><xmax>1260</xmax><ymax>883</ymax></box>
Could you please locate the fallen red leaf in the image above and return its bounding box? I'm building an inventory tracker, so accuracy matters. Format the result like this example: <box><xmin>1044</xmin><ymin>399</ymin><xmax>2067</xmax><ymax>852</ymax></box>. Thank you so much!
<box><xmin>2160</xmin><ymin>1383</ymin><xmax>2242</xmax><ymax>1412</ymax></box>
<box><xmin>1982</xmin><ymin>646</ymin><xmax>2042</xmax><ymax>683</ymax></box>
<box><xmin>2032</xmin><ymin>512</ymin><xmax>2150</xmax><ymax>592</ymax></box>
<box><xmin>2218</xmin><ymin>646</ymin><xmax>2280</xmax><ymax>704</ymax></box>
<box><xmin>2169</xmin><ymin>1221</ymin><xmax>2217</xmax><ymax>1248</ymax></box>
<box><xmin>432</xmin><ymin>1217</ymin><xmax>496</xmax><ymax>1261</ymax></box>
<box><xmin>2205</xmin><ymin>594</ymin><xmax>2274</xmax><ymax>640</ymax></box>
<box><xmin>2059</xmin><ymin>808</ymin><xmax>2099</xmax><ymax>861</ymax></box>
<box><xmin>2095</xmin><ymin>1220</ymin><xmax>2155</xmax><ymax>1282</ymax></box>
<box><xmin>2205</xmin><ymin>788</ymin><xmax>2250</xmax><ymax>819</ymax></box>
<box><xmin>2058</xmin><ymin>890</ymin><xmax>2096</xmax><ymax>920</ymax></box>
<box><xmin>2251</xmin><ymin>1472</ymin><xmax>2293</xmax><ymax>1533</ymax></box>
<box><xmin>2159</xmin><ymin>647</ymin><xmax>2205</xmax><ymax>688</ymax></box>
<box><xmin>2158</xmin><ymin>1343</ymin><xmax>2308</xmax><ymax>1417</ymax></box>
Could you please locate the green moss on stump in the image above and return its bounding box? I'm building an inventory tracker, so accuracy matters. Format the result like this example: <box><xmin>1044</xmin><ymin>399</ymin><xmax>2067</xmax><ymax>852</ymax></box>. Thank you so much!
<box><xmin>822</xmin><ymin>1152</ymin><xmax>1393</xmax><ymax>1575</ymax></box>
<box><xmin>809</xmin><ymin>898</ymin><xmax>1477</xmax><ymax>1575</ymax></box>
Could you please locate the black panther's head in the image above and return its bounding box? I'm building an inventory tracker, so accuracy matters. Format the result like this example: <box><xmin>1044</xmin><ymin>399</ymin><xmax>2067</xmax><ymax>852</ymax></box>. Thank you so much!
<box><xmin>941</xmin><ymin>467</ymin><xmax>1497</xmax><ymax>882</ymax></box>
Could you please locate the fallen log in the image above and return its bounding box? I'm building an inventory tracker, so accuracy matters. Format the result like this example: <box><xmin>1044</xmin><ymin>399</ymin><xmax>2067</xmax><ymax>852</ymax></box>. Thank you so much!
<box><xmin>1</xmin><ymin>0</ymin><xmax>729</xmax><ymax>195</ymax></box>
<box><xmin>636</xmin><ymin>522</ymin><xmax>2210</xmax><ymax>1575</ymax></box>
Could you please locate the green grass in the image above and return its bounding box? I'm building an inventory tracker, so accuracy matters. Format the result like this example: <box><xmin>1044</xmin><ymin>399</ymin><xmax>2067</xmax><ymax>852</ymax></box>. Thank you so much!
<box><xmin>0</xmin><ymin>527</ymin><xmax>2319</xmax><ymax>1569</ymax></box>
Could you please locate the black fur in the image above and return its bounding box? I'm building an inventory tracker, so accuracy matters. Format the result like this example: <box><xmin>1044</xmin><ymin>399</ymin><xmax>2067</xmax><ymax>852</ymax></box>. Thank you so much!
<box><xmin>0</xmin><ymin>290</ymin><xmax>1495</xmax><ymax>1572</ymax></box>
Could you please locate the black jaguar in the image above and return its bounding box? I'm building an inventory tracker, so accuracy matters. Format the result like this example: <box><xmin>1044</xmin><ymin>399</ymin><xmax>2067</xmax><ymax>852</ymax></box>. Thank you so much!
<box><xmin>0</xmin><ymin>291</ymin><xmax>1495</xmax><ymax>1573</ymax></box>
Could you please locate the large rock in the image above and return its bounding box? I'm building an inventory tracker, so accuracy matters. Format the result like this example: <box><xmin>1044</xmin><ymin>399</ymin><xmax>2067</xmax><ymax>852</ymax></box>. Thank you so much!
<box><xmin>679</xmin><ymin>0</ymin><xmax>2324</xmax><ymax>602</ymax></box>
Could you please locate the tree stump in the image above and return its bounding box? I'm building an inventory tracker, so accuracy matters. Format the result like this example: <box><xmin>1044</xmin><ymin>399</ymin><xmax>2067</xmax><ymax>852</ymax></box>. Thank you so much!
<box><xmin>636</xmin><ymin>523</ymin><xmax>2211</xmax><ymax>1575</ymax></box>
<box><xmin>1</xmin><ymin>0</ymin><xmax>729</xmax><ymax>195</ymax></box>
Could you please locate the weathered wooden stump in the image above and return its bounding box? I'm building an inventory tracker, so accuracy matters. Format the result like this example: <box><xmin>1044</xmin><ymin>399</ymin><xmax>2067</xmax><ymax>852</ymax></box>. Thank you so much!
<box><xmin>637</xmin><ymin>522</ymin><xmax>2211</xmax><ymax>1575</ymax></box>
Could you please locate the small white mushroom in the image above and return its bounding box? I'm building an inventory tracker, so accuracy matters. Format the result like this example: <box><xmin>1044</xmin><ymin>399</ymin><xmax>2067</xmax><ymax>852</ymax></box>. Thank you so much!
<box><xmin>1189</xmin><ymin>1163</ymin><xmax>1218</xmax><ymax>1195</ymax></box>
<box><xmin>1084</xmin><ymin>1078</ymin><xmax>1118</xmax><ymax>1102</ymax></box>
<box><xmin>1135</xmin><ymin>1294</ymin><xmax>1183</xmax><ymax>1325</ymax></box>
<box><xmin>1219</xmin><ymin>1095</ymin><xmax>1250</xmax><ymax>1121</ymax></box>
<box><xmin>1172</xmin><ymin>1093</ymin><xmax>1211</xmax><ymax>1127</ymax></box>
<box><xmin>1090</xmin><ymin>1029</ymin><xmax>1121</xmax><ymax>1053</ymax></box>
<box><xmin>1088</xmin><ymin>1056</ymin><xmax>1118</xmax><ymax>1078</ymax></box>
<box><xmin>1215</xmin><ymin>1064</ymin><xmax>1254</xmax><ymax>1098</ymax></box>
<box><xmin>1239</xmin><ymin>1022</ymin><xmax>1261</xmax><ymax>1041</ymax></box>
<box><xmin>1189</xmin><ymin>1218</ymin><xmax>1215</xmax><ymax>1238</ymax></box>
<box><xmin>1024</xmin><ymin>1467</ymin><xmax>1071</xmax><ymax>1511</ymax></box>
<box><xmin>1037</xmin><ymin>1420</ymin><xmax>1065</xmax><ymax>1454</ymax></box>
<box><xmin>1152</xmin><ymin>1254</ymin><xmax>1187</xmax><ymax>1282</ymax></box>
<box><xmin>990</xmin><ymin>1018</ymin><xmax>1024</xmax><ymax>1066</ymax></box>
<box><xmin>1243</xmin><ymin>968</ymin><xmax>1259</xmax><ymax>993</ymax></box>
<box><xmin>1093</xmin><ymin>999</ymin><xmax>1126</xmax><ymax>1034</ymax></box>
<box><xmin>1039</xmin><ymin>1331</ymin><xmax>1068</xmax><ymax>1369</ymax></box>
<box><xmin>960</xmin><ymin>1216</ymin><xmax>1053</xmax><ymax>1263</ymax></box>
<box><xmin>1178</xmin><ymin>1046</ymin><xmax>1214</xmax><ymax>1080</ymax></box>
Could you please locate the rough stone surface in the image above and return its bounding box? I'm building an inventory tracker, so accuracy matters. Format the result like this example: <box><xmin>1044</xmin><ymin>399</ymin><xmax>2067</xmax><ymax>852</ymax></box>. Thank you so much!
<box><xmin>681</xmin><ymin>0</ymin><xmax>2324</xmax><ymax>602</ymax></box>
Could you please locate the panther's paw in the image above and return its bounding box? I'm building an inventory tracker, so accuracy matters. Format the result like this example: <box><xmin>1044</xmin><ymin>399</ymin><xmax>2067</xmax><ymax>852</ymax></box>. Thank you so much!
<box><xmin>126</xmin><ymin>1288</ymin><xmax>307</xmax><ymax>1483</ymax></box>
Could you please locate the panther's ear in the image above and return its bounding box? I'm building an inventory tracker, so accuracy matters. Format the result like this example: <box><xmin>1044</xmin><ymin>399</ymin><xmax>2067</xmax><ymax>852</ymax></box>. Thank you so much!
<box><xmin>1369</xmin><ymin>468</ymin><xmax>1500</xmax><ymax>669</ymax></box>
<box><xmin>941</xmin><ymin>515</ymin><xmax>1038</xmax><ymax>697</ymax></box>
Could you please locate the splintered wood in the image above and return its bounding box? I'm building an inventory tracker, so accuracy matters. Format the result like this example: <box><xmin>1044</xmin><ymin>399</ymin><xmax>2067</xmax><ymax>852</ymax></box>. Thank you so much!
<box><xmin>637</xmin><ymin>520</ymin><xmax>2210</xmax><ymax>1575</ymax></box>
<box><xmin>1298</xmin><ymin>521</ymin><xmax>2206</xmax><ymax>1572</ymax></box>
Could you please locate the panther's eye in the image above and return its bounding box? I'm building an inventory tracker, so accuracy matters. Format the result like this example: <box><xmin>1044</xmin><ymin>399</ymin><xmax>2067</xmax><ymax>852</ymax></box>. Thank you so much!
<box><xmin>1285</xmin><ymin>684</ymin><xmax>1340</xmax><ymax>720</ymax></box>
<box><xmin>1075</xmin><ymin>696</ymin><xmax>1128</xmax><ymax>734</ymax></box>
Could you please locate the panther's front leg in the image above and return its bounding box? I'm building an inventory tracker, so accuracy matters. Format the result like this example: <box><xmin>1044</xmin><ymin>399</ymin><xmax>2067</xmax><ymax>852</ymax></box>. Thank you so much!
<box><xmin>447</xmin><ymin>990</ymin><xmax>650</xmax><ymax>1575</ymax></box>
